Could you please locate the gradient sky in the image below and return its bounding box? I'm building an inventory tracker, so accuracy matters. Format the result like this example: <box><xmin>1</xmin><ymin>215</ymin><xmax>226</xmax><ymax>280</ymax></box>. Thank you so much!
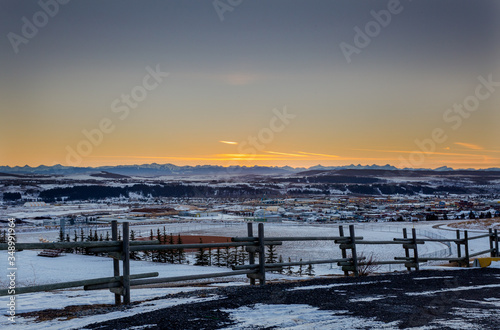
<box><xmin>1</xmin><ymin>0</ymin><xmax>500</xmax><ymax>169</ymax></box>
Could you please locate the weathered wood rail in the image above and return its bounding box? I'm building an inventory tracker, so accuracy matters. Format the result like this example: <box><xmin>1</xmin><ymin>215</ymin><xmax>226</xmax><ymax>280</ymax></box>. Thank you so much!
<box><xmin>0</xmin><ymin>221</ymin><xmax>498</xmax><ymax>306</ymax></box>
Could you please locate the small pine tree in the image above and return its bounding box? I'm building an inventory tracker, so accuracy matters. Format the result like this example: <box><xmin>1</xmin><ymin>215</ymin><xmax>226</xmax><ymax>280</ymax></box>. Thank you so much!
<box><xmin>58</xmin><ymin>228</ymin><xmax>65</xmax><ymax>242</ymax></box>
<box><xmin>214</xmin><ymin>247</ymin><xmax>222</xmax><ymax>267</ymax></box>
<box><xmin>266</xmin><ymin>245</ymin><xmax>278</xmax><ymax>264</ymax></box>
<box><xmin>194</xmin><ymin>238</ymin><xmax>209</xmax><ymax>266</ymax></box>
<box><xmin>176</xmin><ymin>234</ymin><xmax>186</xmax><ymax>264</ymax></box>
<box><xmin>65</xmin><ymin>234</ymin><xmax>73</xmax><ymax>253</ymax></box>
<box><xmin>80</xmin><ymin>228</ymin><xmax>85</xmax><ymax>242</ymax></box>
<box><xmin>153</xmin><ymin>228</ymin><xmax>162</xmax><ymax>263</ymax></box>
<box><xmin>222</xmin><ymin>245</ymin><xmax>231</xmax><ymax>267</ymax></box>
<box><xmin>278</xmin><ymin>255</ymin><xmax>284</xmax><ymax>274</ymax></box>
<box><xmin>296</xmin><ymin>259</ymin><xmax>304</xmax><ymax>276</ymax></box>
<box><xmin>129</xmin><ymin>230</ymin><xmax>139</xmax><ymax>260</ymax></box>
<box><xmin>207</xmin><ymin>247</ymin><xmax>212</xmax><ymax>266</ymax></box>
<box><xmin>237</xmin><ymin>246</ymin><xmax>247</xmax><ymax>265</ymax></box>
<box><xmin>73</xmin><ymin>230</ymin><xmax>79</xmax><ymax>254</ymax></box>
<box><xmin>286</xmin><ymin>257</ymin><xmax>294</xmax><ymax>276</ymax></box>
<box><xmin>167</xmin><ymin>233</ymin><xmax>176</xmax><ymax>264</ymax></box>
<box><xmin>306</xmin><ymin>263</ymin><xmax>315</xmax><ymax>276</ymax></box>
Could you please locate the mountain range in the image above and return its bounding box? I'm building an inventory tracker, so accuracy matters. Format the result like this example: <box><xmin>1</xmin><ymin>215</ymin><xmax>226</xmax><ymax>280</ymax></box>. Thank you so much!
<box><xmin>0</xmin><ymin>163</ymin><xmax>499</xmax><ymax>177</ymax></box>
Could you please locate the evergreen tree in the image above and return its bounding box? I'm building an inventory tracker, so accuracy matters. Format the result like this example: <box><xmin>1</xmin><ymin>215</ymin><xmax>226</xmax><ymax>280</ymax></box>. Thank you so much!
<box><xmin>207</xmin><ymin>247</ymin><xmax>212</xmax><ymax>266</ymax></box>
<box><xmin>214</xmin><ymin>247</ymin><xmax>222</xmax><ymax>267</ymax></box>
<box><xmin>80</xmin><ymin>228</ymin><xmax>85</xmax><ymax>242</ymax></box>
<box><xmin>266</xmin><ymin>245</ymin><xmax>278</xmax><ymax>264</ymax></box>
<box><xmin>286</xmin><ymin>257</ymin><xmax>294</xmax><ymax>276</ymax></box>
<box><xmin>105</xmin><ymin>231</ymin><xmax>110</xmax><ymax>241</ymax></box>
<box><xmin>296</xmin><ymin>259</ymin><xmax>304</xmax><ymax>276</ymax></box>
<box><xmin>237</xmin><ymin>246</ymin><xmax>247</xmax><ymax>265</ymax></box>
<box><xmin>469</xmin><ymin>211</ymin><xmax>476</xmax><ymax>219</ymax></box>
<box><xmin>65</xmin><ymin>234</ymin><xmax>73</xmax><ymax>253</ymax></box>
<box><xmin>153</xmin><ymin>228</ymin><xmax>162</xmax><ymax>262</ymax></box>
<box><xmin>222</xmin><ymin>245</ymin><xmax>231</xmax><ymax>267</ymax></box>
<box><xmin>176</xmin><ymin>234</ymin><xmax>186</xmax><ymax>264</ymax></box>
<box><xmin>194</xmin><ymin>238</ymin><xmax>209</xmax><ymax>266</ymax></box>
<box><xmin>278</xmin><ymin>255</ymin><xmax>284</xmax><ymax>274</ymax></box>
<box><xmin>167</xmin><ymin>233</ymin><xmax>176</xmax><ymax>264</ymax></box>
<box><xmin>58</xmin><ymin>228</ymin><xmax>65</xmax><ymax>242</ymax></box>
<box><xmin>227</xmin><ymin>247</ymin><xmax>237</xmax><ymax>267</ymax></box>
<box><xmin>93</xmin><ymin>230</ymin><xmax>98</xmax><ymax>242</ymax></box>
<box><xmin>73</xmin><ymin>230</ymin><xmax>79</xmax><ymax>254</ymax></box>
<box><xmin>129</xmin><ymin>230</ymin><xmax>139</xmax><ymax>260</ymax></box>
<box><xmin>306</xmin><ymin>263</ymin><xmax>315</xmax><ymax>276</ymax></box>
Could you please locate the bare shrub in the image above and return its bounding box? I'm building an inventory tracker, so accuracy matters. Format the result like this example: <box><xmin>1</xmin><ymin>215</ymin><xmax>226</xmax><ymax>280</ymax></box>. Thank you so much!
<box><xmin>357</xmin><ymin>252</ymin><xmax>381</xmax><ymax>276</ymax></box>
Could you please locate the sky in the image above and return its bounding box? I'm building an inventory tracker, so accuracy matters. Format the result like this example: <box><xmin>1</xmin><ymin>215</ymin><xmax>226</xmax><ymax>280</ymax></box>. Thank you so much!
<box><xmin>1</xmin><ymin>0</ymin><xmax>500</xmax><ymax>169</ymax></box>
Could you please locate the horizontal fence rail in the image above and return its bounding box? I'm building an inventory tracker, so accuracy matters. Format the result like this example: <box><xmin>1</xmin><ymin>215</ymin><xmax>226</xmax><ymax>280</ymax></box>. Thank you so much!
<box><xmin>1</xmin><ymin>221</ymin><xmax>498</xmax><ymax>307</ymax></box>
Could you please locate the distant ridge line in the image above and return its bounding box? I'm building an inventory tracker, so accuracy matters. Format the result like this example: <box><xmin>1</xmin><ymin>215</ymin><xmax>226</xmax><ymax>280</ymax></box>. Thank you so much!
<box><xmin>0</xmin><ymin>163</ymin><xmax>499</xmax><ymax>176</ymax></box>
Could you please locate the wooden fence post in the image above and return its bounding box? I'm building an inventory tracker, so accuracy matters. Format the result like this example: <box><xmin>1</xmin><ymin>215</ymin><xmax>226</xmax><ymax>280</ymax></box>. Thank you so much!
<box><xmin>489</xmin><ymin>229</ymin><xmax>494</xmax><ymax>257</ymax></box>
<box><xmin>402</xmin><ymin>228</ymin><xmax>411</xmax><ymax>271</ymax></box>
<box><xmin>456</xmin><ymin>230</ymin><xmax>462</xmax><ymax>266</ymax></box>
<box><xmin>463</xmin><ymin>230</ymin><xmax>469</xmax><ymax>267</ymax></box>
<box><xmin>349</xmin><ymin>225</ymin><xmax>359</xmax><ymax>277</ymax></box>
<box><xmin>412</xmin><ymin>228</ymin><xmax>419</xmax><ymax>271</ymax></box>
<box><xmin>111</xmin><ymin>220</ymin><xmax>121</xmax><ymax>305</ymax></box>
<box><xmin>123</xmin><ymin>222</ymin><xmax>131</xmax><ymax>304</ymax></box>
<box><xmin>495</xmin><ymin>229</ymin><xmax>499</xmax><ymax>257</ymax></box>
<box><xmin>338</xmin><ymin>226</ymin><xmax>348</xmax><ymax>276</ymax></box>
<box><xmin>247</xmin><ymin>223</ymin><xmax>256</xmax><ymax>286</ymax></box>
<box><xmin>258</xmin><ymin>223</ymin><xmax>266</xmax><ymax>285</ymax></box>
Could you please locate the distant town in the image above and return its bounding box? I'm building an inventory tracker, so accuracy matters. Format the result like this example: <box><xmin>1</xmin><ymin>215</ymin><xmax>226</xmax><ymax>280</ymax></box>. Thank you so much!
<box><xmin>1</xmin><ymin>165</ymin><xmax>499</xmax><ymax>229</ymax></box>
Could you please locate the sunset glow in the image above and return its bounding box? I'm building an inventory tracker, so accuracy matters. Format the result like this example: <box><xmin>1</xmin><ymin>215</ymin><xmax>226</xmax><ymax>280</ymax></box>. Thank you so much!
<box><xmin>1</xmin><ymin>1</ymin><xmax>499</xmax><ymax>169</ymax></box>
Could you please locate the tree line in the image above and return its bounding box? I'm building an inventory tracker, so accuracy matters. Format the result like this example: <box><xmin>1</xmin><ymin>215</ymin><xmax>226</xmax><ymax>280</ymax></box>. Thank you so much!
<box><xmin>54</xmin><ymin>227</ymin><xmax>314</xmax><ymax>276</ymax></box>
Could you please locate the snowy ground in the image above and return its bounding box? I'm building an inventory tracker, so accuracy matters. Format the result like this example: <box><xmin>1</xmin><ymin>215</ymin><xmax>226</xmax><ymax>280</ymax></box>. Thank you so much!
<box><xmin>1</xmin><ymin>220</ymin><xmax>496</xmax><ymax>329</ymax></box>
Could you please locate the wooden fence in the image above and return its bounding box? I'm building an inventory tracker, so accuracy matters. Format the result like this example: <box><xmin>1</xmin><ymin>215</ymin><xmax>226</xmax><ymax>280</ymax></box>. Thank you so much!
<box><xmin>0</xmin><ymin>221</ymin><xmax>498</xmax><ymax>306</ymax></box>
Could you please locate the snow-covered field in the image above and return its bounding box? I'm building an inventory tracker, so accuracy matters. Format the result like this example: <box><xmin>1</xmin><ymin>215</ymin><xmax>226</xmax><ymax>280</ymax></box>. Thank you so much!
<box><xmin>0</xmin><ymin>221</ymin><xmax>495</xmax><ymax>329</ymax></box>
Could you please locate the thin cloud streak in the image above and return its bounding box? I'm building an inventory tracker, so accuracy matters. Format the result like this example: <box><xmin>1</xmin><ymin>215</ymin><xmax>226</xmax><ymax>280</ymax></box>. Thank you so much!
<box><xmin>265</xmin><ymin>151</ymin><xmax>307</xmax><ymax>157</ymax></box>
<box><xmin>353</xmin><ymin>149</ymin><xmax>481</xmax><ymax>157</ymax></box>
<box><xmin>454</xmin><ymin>142</ymin><xmax>483</xmax><ymax>150</ymax></box>
<box><xmin>297</xmin><ymin>151</ymin><xmax>339</xmax><ymax>158</ymax></box>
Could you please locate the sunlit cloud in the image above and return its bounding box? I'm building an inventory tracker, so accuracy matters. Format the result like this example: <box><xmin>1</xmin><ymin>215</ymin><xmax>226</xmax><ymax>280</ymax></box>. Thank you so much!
<box><xmin>353</xmin><ymin>148</ymin><xmax>477</xmax><ymax>157</ymax></box>
<box><xmin>297</xmin><ymin>151</ymin><xmax>339</xmax><ymax>158</ymax></box>
<box><xmin>219</xmin><ymin>141</ymin><xmax>238</xmax><ymax>145</ymax></box>
<box><xmin>454</xmin><ymin>142</ymin><xmax>483</xmax><ymax>150</ymax></box>
<box><xmin>265</xmin><ymin>151</ymin><xmax>307</xmax><ymax>157</ymax></box>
